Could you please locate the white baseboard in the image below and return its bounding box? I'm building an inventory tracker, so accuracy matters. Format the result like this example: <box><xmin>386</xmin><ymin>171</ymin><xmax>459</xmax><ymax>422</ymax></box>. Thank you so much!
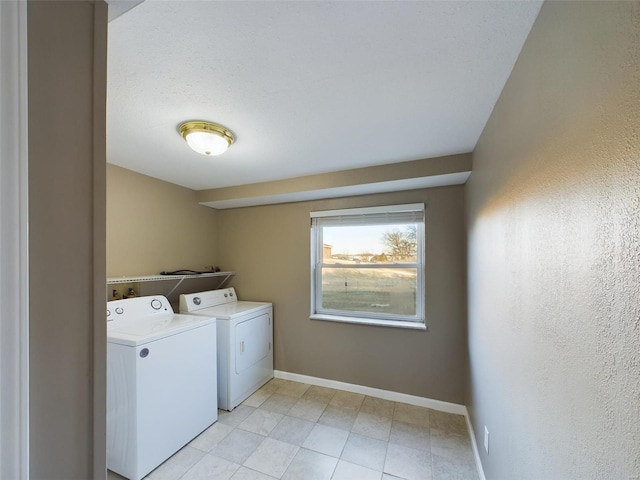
<box><xmin>464</xmin><ymin>407</ymin><xmax>487</xmax><ymax>480</ymax></box>
<box><xmin>274</xmin><ymin>370</ymin><xmax>486</xmax><ymax>479</ymax></box>
<box><xmin>274</xmin><ymin>370</ymin><xmax>466</xmax><ymax>415</ymax></box>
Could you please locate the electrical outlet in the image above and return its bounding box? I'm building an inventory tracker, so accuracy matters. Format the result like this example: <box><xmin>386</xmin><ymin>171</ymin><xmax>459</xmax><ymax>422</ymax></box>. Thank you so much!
<box><xmin>484</xmin><ymin>426</ymin><xmax>490</xmax><ymax>455</ymax></box>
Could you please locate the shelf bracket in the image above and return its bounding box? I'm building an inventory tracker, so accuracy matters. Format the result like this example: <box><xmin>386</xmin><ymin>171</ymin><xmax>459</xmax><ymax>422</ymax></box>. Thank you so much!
<box><xmin>165</xmin><ymin>276</ymin><xmax>186</xmax><ymax>298</ymax></box>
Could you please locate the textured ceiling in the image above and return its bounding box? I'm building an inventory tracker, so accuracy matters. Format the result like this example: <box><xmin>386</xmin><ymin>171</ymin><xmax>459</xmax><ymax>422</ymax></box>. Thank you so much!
<box><xmin>106</xmin><ymin>1</ymin><xmax>542</xmax><ymax>191</ymax></box>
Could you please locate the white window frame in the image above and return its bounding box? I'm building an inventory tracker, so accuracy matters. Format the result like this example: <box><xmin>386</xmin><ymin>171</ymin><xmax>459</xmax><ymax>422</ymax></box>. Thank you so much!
<box><xmin>310</xmin><ymin>204</ymin><xmax>426</xmax><ymax>330</ymax></box>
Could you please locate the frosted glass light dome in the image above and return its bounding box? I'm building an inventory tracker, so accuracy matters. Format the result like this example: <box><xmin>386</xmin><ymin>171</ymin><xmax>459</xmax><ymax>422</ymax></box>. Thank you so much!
<box><xmin>178</xmin><ymin>121</ymin><xmax>235</xmax><ymax>156</ymax></box>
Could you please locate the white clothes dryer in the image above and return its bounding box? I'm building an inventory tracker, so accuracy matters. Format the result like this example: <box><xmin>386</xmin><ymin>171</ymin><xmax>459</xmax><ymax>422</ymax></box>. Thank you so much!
<box><xmin>107</xmin><ymin>295</ymin><xmax>217</xmax><ymax>480</ymax></box>
<box><xmin>180</xmin><ymin>288</ymin><xmax>273</xmax><ymax>411</ymax></box>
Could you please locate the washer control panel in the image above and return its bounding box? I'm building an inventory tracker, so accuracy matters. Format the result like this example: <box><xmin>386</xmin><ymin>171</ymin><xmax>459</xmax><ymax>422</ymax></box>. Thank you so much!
<box><xmin>107</xmin><ymin>295</ymin><xmax>172</xmax><ymax>322</ymax></box>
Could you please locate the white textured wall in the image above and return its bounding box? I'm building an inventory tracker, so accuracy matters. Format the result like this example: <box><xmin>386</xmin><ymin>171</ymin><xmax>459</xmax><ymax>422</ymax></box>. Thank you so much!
<box><xmin>466</xmin><ymin>2</ymin><xmax>640</xmax><ymax>478</ymax></box>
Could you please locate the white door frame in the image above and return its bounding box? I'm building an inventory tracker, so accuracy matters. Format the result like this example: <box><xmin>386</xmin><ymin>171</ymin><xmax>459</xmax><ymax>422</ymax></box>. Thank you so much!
<box><xmin>0</xmin><ymin>0</ymin><xmax>30</xmax><ymax>478</ymax></box>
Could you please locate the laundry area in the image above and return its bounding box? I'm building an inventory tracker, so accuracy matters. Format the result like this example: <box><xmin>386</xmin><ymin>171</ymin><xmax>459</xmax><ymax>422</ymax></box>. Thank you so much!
<box><xmin>100</xmin><ymin>2</ymin><xmax>512</xmax><ymax>477</ymax></box>
<box><xmin>105</xmin><ymin>154</ymin><xmax>471</xmax><ymax>480</ymax></box>
<box><xmin>94</xmin><ymin>1</ymin><xmax>640</xmax><ymax>479</ymax></box>
<box><xmin>106</xmin><ymin>281</ymin><xmax>274</xmax><ymax>479</ymax></box>
<box><xmin>100</xmin><ymin>2</ymin><xmax>512</xmax><ymax>480</ymax></box>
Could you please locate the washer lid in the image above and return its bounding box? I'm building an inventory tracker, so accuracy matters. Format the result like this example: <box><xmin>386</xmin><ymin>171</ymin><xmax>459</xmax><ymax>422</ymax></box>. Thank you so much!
<box><xmin>183</xmin><ymin>301</ymin><xmax>271</xmax><ymax>320</ymax></box>
<box><xmin>107</xmin><ymin>313</ymin><xmax>215</xmax><ymax>346</ymax></box>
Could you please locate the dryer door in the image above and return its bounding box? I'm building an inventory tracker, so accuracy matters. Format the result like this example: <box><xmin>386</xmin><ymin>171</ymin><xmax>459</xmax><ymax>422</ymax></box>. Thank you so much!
<box><xmin>236</xmin><ymin>312</ymin><xmax>271</xmax><ymax>374</ymax></box>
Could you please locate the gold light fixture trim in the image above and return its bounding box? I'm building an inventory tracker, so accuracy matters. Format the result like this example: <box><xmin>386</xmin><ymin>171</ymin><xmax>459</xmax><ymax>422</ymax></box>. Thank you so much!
<box><xmin>178</xmin><ymin>120</ymin><xmax>235</xmax><ymax>156</ymax></box>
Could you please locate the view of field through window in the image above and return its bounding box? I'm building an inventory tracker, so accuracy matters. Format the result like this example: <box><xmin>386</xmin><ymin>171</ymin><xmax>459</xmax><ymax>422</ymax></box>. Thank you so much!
<box><xmin>320</xmin><ymin>224</ymin><xmax>418</xmax><ymax>317</ymax></box>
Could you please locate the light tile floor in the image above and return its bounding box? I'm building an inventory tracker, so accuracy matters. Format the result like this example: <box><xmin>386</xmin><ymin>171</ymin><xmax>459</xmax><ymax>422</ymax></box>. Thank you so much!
<box><xmin>108</xmin><ymin>378</ymin><xmax>479</xmax><ymax>480</ymax></box>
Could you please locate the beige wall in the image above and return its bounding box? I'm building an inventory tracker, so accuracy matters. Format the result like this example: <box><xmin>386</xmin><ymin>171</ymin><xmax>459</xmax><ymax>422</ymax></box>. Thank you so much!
<box><xmin>28</xmin><ymin>1</ymin><xmax>107</xmax><ymax>478</ymax></box>
<box><xmin>217</xmin><ymin>186</ymin><xmax>467</xmax><ymax>404</ymax></box>
<box><xmin>197</xmin><ymin>153</ymin><xmax>471</xmax><ymax>208</ymax></box>
<box><xmin>466</xmin><ymin>1</ymin><xmax>640</xmax><ymax>478</ymax></box>
<box><xmin>107</xmin><ymin>167</ymin><xmax>468</xmax><ymax>404</ymax></box>
<box><xmin>107</xmin><ymin>164</ymin><xmax>219</xmax><ymax>277</ymax></box>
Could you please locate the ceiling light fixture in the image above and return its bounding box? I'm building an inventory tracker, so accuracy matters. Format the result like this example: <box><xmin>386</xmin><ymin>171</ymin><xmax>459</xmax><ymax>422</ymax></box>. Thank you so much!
<box><xmin>178</xmin><ymin>120</ymin><xmax>235</xmax><ymax>156</ymax></box>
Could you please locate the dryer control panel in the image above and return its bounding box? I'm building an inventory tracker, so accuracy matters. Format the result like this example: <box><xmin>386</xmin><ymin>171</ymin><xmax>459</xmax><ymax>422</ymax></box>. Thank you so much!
<box><xmin>180</xmin><ymin>288</ymin><xmax>238</xmax><ymax>312</ymax></box>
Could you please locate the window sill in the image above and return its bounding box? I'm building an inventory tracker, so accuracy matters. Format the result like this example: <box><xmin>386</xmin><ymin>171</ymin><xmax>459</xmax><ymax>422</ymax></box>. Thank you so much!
<box><xmin>310</xmin><ymin>314</ymin><xmax>427</xmax><ymax>330</ymax></box>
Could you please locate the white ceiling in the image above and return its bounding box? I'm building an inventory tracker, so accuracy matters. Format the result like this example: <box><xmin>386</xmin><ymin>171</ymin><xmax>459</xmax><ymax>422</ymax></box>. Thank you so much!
<box><xmin>106</xmin><ymin>0</ymin><xmax>542</xmax><ymax>193</ymax></box>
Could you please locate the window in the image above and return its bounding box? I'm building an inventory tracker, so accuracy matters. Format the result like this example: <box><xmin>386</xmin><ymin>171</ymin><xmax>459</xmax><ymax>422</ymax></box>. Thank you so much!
<box><xmin>310</xmin><ymin>204</ymin><xmax>425</xmax><ymax>329</ymax></box>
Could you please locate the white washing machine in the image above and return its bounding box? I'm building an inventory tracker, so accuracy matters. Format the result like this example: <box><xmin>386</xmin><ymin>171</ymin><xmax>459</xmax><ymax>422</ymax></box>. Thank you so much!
<box><xmin>180</xmin><ymin>288</ymin><xmax>273</xmax><ymax>411</ymax></box>
<box><xmin>107</xmin><ymin>295</ymin><xmax>218</xmax><ymax>480</ymax></box>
